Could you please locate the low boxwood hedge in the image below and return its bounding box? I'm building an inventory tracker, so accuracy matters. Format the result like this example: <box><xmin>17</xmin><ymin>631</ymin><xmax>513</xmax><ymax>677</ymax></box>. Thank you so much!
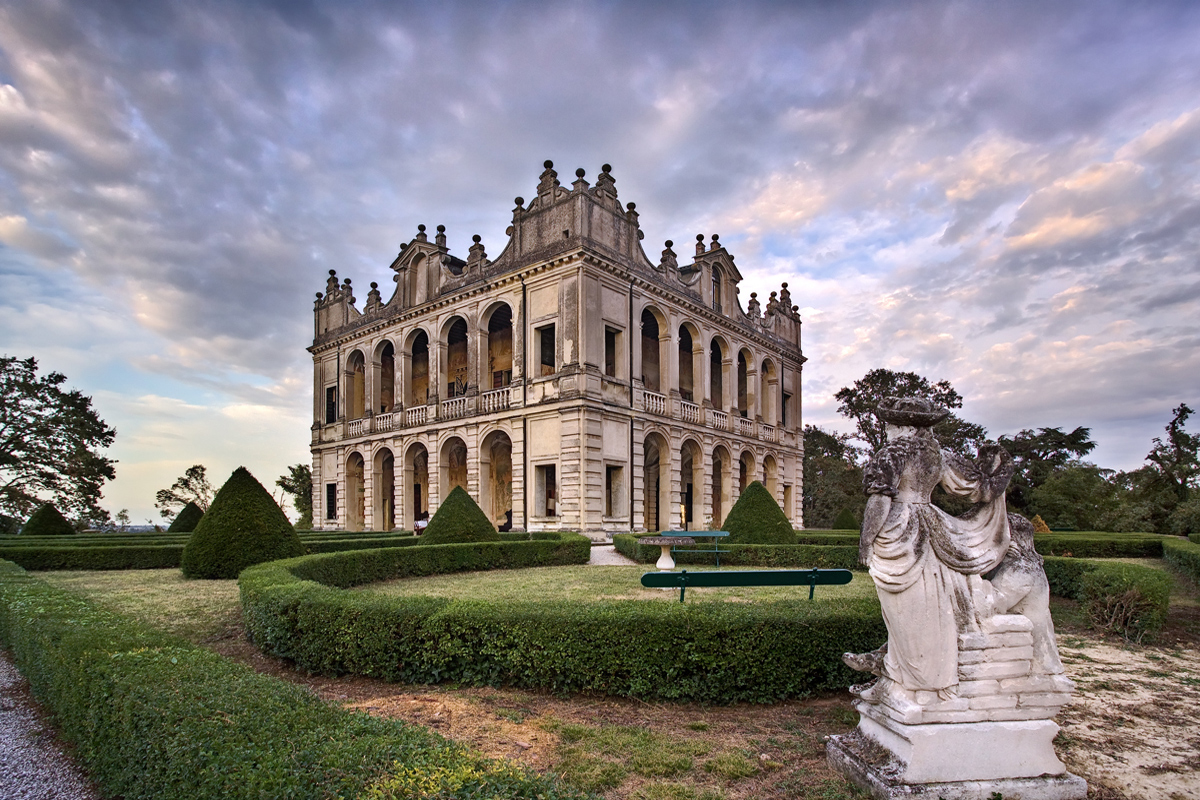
<box><xmin>0</xmin><ymin>560</ymin><xmax>585</xmax><ymax>800</ymax></box>
<box><xmin>613</xmin><ymin>533</ymin><xmax>861</xmax><ymax>570</ymax></box>
<box><xmin>1034</xmin><ymin>532</ymin><xmax>1166</xmax><ymax>558</ymax></box>
<box><xmin>240</xmin><ymin>534</ymin><xmax>884</xmax><ymax>703</ymax></box>
<box><xmin>1043</xmin><ymin>556</ymin><xmax>1171</xmax><ymax>639</ymax></box>
<box><xmin>1163</xmin><ymin>536</ymin><xmax>1200</xmax><ymax>584</ymax></box>
<box><xmin>0</xmin><ymin>544</ymin><xmax>185</xmax><ymax>571</ymax></box>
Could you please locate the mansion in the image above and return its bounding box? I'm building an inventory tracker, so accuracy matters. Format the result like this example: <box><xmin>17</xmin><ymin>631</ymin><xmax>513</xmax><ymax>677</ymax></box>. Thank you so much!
<box><xmin>309</xmin><ymin>162</ymin><xmax>806</xmax><ymax>538</ymax></box>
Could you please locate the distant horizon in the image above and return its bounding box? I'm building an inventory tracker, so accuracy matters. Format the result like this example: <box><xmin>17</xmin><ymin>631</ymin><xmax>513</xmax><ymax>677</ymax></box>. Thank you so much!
<box><xmin>2</xmin><ymin>0</ymin><xmax>1197</xmax><ymax>521</ymax></box>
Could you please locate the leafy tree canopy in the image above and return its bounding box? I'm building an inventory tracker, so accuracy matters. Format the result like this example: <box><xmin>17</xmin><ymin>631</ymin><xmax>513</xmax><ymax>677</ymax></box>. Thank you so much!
<box><xmin>1146</xmin><ymin>403</ymin><xmax>1199</xmax><ymax>505</ymax></box>
<box><xmin>156</xmin><ymin>464</ymin><xmax>215</xmax><ymax>519</ymax></box>
<box><xmin>0</xmin><ymin>356</ymin><xmax>116</xmax><ymax>526</ymax></box>
<box><xmin>997</xmin><ymin>426</ymin><xmax>1097</xmax><ymax>515</ymax></box>
<box><xmin>802</xmin><ymin>425</ymin><xmax>865</xmax><ymax>530</ymax></box>
<box><xmin>834</xmin><ymin>368</ymin><xmax>986</xmax><ymax>455</ymax></box>
<box><xmin>276</xmin><ymin>464</ymin><xmax>313</xmax><ymax>529</ymax></box>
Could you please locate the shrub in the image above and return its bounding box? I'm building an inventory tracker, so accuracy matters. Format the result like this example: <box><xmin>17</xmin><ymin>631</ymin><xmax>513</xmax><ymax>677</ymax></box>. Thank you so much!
<box><xmin>420</xmin><ymin>486</ymin><xmax>500</xmax><ymax>545</ymax></box>
<box><xmin>0</xmin><ymin>544</ymin><xmax>183</xmax><ymax>570</ymax></box>
<box><xmin>238</xmin><ymin>537</ymin><xmax>883</xmax><ymax>703</ymax></box>
<box><xmin>20</xmin><ymin>503</ymin><xmax>75</xmax><ymax>536</ymax></box>
<box><xmin>831</xmin><ymin>508</ymin><xmax>859</xmax><ymax>531</ymax></box>
<box><xmin>1163</xmin><ymin>537</ymin><xmax>1200</xmax><ymax>584</ymax></box>
<box><xmin>167</xmin><ymin>501</ymin><xmax>205</xmax><ymax>533</ymax></box>
<box><xmin>1034</xmin><ymin>532</ymin><xmax>1164</xmax><ymax>558</ymax></box>
<box><xmin>719</xmin><ymin>481</ymin><xmax>796</xmax><ymax>545</ymax></box>
<box><xmin>1042</xmin><ymin>556</ymin><xmax>1171</xmax><ymax>640</ymax></box>
<box><xmin>181</xmin><ymin>467</ymin><xmax>304</xmax><ymax>579</ymax></box>
<box><xmin>1167</xmin><ymin>498</ymin><xmax>1200</xmax><ymax>537</ymax></box>
<box><xmin>1030</xmin><ymin>515</ymin><xmax>1051</xmax><ymax>533</ymax></box>
<box><xmin>0</xmin><ymin>561</ymin><xmax>585</xmax><ymax>800</ymax></box>
<box><xmin>613</xmin><ymin>534</ymin><xmax>860</xmax><ymax>570</ymax></box>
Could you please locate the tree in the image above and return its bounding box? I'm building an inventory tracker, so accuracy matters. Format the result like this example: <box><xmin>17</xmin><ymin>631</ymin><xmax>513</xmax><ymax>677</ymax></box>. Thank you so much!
<box><xmin>276</xmin><ymin>464</ymin><xmax>313</xmax><ymax>529</ymax></box>
<box><xmin>834</xmin><ymin>368</ymin><xmax>984</xmax><ymax>455</ymax></box>
<box><xmin>156</xmin><ymin>465</ymin><xmax>215</xmax><ymax>520</ymax></box>
<box><xmin>1146</xmin><ymin>403</ymin><xmax>1199</xmax><ymax>506</ymax></box>
<box><xmin>802</xmin><ymin>425</ymin><xmax>865</xmax><ymax>530</ymax></box>
<box><xmin>1030</xmin><ymin>463</ymin><xmax>1119</xmax><ymax>531</ymax></box>
<box><xmin>997</xmin><ymin>427</ymin><xmax>1097</xmax><ymax>516</ymax></box>
<box><xmin>0</xmin><ymin>356</ymin><xmax>116</xmax><ymax>525</ymax></box>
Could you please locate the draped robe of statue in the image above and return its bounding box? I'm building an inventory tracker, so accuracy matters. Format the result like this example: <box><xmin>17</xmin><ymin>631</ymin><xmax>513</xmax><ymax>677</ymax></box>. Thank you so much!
<box><xmin>861</xmin><ymin>433</ymin><xmax>1014</xmax><ymax>694</ymax></box>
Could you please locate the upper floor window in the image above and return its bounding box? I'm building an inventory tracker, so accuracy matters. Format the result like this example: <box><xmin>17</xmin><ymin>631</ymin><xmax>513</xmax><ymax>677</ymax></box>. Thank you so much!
<box><xmin>536</xmin><ymin>323</ymin><xmax>556</xmax><ymax>377</ymax></box>
<box><xmin>712</xmin><ymin>267</ymin><xmax>722</xmax><ymax>313</ymax></box>
<box><xmin>325</xmin><ymin>386</ymin><xmax>337</xmax><ymax>424</ymax></box>
<box><xmin>604</xmin><ymin>327</ymin><xmax>621</xmax><ymax>378</ymax></box>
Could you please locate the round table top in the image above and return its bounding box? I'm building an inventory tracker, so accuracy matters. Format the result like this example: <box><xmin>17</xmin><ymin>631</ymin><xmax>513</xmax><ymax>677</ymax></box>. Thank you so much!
<box><xmin>638</xmin><ymin>536</ymin><xmax>695</xmax><ymax>546</ymax></box>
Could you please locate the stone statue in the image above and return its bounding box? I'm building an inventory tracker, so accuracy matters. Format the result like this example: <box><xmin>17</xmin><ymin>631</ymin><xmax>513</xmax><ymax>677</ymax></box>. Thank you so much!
<box><xmin>827</xmin><ymin>396</ymin><xmax>1084</xmax><ymax>799</ymax></box>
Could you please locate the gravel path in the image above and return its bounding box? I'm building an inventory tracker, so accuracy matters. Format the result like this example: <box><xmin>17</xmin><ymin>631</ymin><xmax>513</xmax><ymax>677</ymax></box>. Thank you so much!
<box><xmin>0</xmin><ymin>649</ymin><xmax>100</xmax><ymax>800</ymax></box>
<box><xmin>588</xmin><ymin>544</ymin><xmax>639</xmax><ymax>565</ymax></box>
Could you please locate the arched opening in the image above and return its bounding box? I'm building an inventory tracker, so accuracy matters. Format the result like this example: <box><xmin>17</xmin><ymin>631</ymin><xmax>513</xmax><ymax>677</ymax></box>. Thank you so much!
<box><xmin>760</xmin><ymin>359</ymin><xmax>778</xmax><ymax>426</ymax></box>
<box><xmin>641</xmin><ymin>309</ymin><xmax>662</xmax><ymax>393</ymax></box>
<box><xmin>679</xmin><ymin>439</ymin><xmax>704</xmax><ymax>530</ymax></box>
<box><xmin>711</xmin><ymin>444</ymin><xmax>731</xmax><ymax>527</ymax></box>
<box><xmin>486</xmin><ymin>305</ymin><xmax>513</xmax><ymax>389</ymax></box>
<box><xmin>712</xmin><ymin>266</ymin><xmax>723</xmax><ymax>313</ymax></box>
<box><xmin>409</xmin><ymin>331</ymin><xmax>430</xmax><ymax>406</ymax></box>
<box><xmin>376</xmin><ymin>341</ymin><xmax>395</xmax><ymax>414</ymax></box>
<box><xmin>737</xmin><ymin>350</ymin><xmax>749</xmax><ymax>418</ymax></box>
<box><xmin>762</xmin><ymin>454</ymin><xmax>778</xmax><ymax>498</ymax></box>
<box><xmin>345</xmin><ymin>452</ymin><xmax>365</xmax><ymax>532</ymax></box>
<box><xmin>440</xmin><ymin>436</ymin><xmax>468</xmax><ymax>496</ymax></box>
<box><xmin>445</xmin><ymin>317</ymin><xmax>469</xmax><ymax>397</ymax></box>
<box><xmin>373</xmin><ymin>448</ymin><xmax>395</xmax><ymax>530</ymax></box>
<box><xmin>404</xmin><ymin>443</ymin><xmax>429</xmax><ymax>529</ymax></box>
<box><xmin>346</xmin><ymin>351</ymin><xmax>366</xmax><ymax>421</ymax></box>
<box><xmin>678</xmin><ymin>325</ymin><xmax>694</xmax><ymax>401</ymax></box>
<box><xmin>479</xmin><ymin>430</ymin><xmax>514</xmax><ymax>531</ymax></box>
<box><xmin>710</xmin><ymin>339</ymin><xmax>725</xmax><ymax>409</ymax></box>
<box><xmin>739</xmin><ymin>450</ymin><xmax>754</xmax><ymax>493</ymax></box>
<box><xmin>643</xmin><ymin>432</ymin><xmax>669</xmax><ymax>532</ymax></box>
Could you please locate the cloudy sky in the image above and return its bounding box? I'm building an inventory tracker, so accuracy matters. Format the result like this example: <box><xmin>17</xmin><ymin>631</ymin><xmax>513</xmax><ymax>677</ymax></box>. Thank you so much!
<box><xmin>2</xmin><ymin>0</ymin><xmax>1198</xmax><ymax>522</ymax></box>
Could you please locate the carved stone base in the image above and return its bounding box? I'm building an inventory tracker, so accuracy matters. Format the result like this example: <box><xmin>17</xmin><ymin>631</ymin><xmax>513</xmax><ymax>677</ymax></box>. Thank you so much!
<box><xmin>827</xmin><ymin>728</ymin><xmax>1087</xmax><ymax>800</ymax></box>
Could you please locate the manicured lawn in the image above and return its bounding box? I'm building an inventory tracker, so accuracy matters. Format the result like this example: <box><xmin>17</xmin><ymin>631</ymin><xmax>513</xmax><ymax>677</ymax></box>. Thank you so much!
<box><xmin>40</xmin><ymin>568</ymin><xmax>241</xmax><ymax>642</ymax></box>
<box><xmin>352</xmin><ymin>564</ymin><xmax>877</xmax><ymax>604</ymax></box>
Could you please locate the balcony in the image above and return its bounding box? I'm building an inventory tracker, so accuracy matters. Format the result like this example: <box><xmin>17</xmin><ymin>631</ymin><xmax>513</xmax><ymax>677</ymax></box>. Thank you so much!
<box><xmin>375</xmin><ymin>412</ymin><xmax>396</xmax><ymax>432</ymax></box>
<box><xmin>644</xmin><ymin>390</ymin><xmax>667</xmax><ymax>416</ymax></box>
<box><xmin>441</xmin><ymin>396</ymin><xmax>470</xmax><ymax>420</ymax></box>
<box><xmin>405</xmin><ymin>405</ymin><xmax>428</xmax><ymax>426</ymax></box>
<box><xmin>708</xmin><ymin>409</ymin><xmax>729</xmax><ymax>431</ymax></box>
<box><xmin>347</xmin><ymin>418</ymin><xmax>368</xmax><ymax>437</ymax></box>
<box><xmin>680</xmin><ymin>400</ymin><xmax>700</xmax><ymax>424</ymax></box>
<box><xmin>480</xmin><ymin>387</ymin><xmax>510</xmax><ymax>414</ymax></box>
<box><xmin>759</xmin><ymin>423</ymin><xmax>776</xmax><ymax>443</ymax></box>
<box><xmin>736</xmin><ymin>416</ymin><xmax>755</xmax><ymax>438</ymax></box>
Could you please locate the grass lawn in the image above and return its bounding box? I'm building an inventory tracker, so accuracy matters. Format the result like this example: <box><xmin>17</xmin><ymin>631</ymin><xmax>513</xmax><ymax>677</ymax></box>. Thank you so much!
<box><xmin>353</xmin><ymin>564</ymin><xmax>877</xmax><ymax>604</ymax></box>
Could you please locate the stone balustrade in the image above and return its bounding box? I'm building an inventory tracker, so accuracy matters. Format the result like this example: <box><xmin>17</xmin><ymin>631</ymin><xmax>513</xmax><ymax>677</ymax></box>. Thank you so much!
<box><xmin>644</xmin><ymin>390</ymin><xmax>667</xmax><ymax>416</ymax></box>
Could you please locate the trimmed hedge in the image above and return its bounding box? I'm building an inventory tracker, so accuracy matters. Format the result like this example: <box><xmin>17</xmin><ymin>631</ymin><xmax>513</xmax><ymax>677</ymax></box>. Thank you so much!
<box><xmin>20</xmin><ymin>503</ymin><xmax>75</xmax><ymax>536</ymax></box>
<box><xmin>719</xmin><ymin>481</ymin><xmax>797</xmax><ymax>545</ymax></box>
<box><xmin>1034</xmin><ymin>532</ymin><xmax>1166</xmax><ymax>558</ymax></box>
<box><xmin>1163</xmin><ymin>536</ymin><xmax>1200</xmax><ymax>585</ymax></box>
<box><xmin>239</xmin><ymin>535</ymin><xmax>884</xmax><ymax>703</ymax></box>
<box><xmin>613</xmin><ymin>533</ymin><xmax>861</xmax><ymax>570</ymax></box>
<box><xmin>420</xmin><ymin>486</ymin><xmax>500</xmax><ymax>545</ymax></box>
<box><xmin>167</xmin><ymin>501</ymin><xmax>205</xmax><ymax>533</ymax></box>
<box><xmin>182</xmin><ymin>467</ymin><xmax>305</xmax><ymax>579</ymax></box>
<box><xmin>1043</xmin><ymin>556</ymin><xmax>1171</xmax><ymax>639</ymax></box>
<box><xmin>0</xmin><ymin>544</ymin><xmax>184</xmax><ymax>571</ymax></box>
<box><xmin>0</xmin><ymin>560</ymin><xmax>586</xmax><ymax>800</ymax></box>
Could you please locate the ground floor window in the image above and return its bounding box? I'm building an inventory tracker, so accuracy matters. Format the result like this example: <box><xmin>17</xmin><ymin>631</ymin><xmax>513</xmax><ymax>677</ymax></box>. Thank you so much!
<box><xmin>536</xmin><ymin>464</ymin><xmax>557</xmax><ymax>517</ymax></box>
<box><xmin>325</xmin><ymin>483</ymin><xmax>337</xmax><ymax>520</ymax></box>
<box><xmin>605</xmin><ymin>464</ymin><xmax>624</xmax><ymax>516</ymax></box>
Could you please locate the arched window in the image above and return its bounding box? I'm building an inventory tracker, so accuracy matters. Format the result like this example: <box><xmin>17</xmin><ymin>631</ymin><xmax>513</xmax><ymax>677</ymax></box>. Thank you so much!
<box><xmin>711</xmin><ymin>267</ymin><xmax>722</xmax><ymax>312</ymax></box>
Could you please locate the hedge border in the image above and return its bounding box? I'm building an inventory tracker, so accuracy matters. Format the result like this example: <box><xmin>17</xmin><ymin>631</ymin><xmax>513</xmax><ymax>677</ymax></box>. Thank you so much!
<box><xmin>1163</xmin><ymin>536</ymin><xmax>1200</xmax><ymax>585</ymax></box>
<box><xmin>0</xmin><ymin>559</ymin><xmax>587</xmax><ymax>800</ymax></box>
<box><xmin>612</xmin><ymin>533</ymin><xmax>862</xmax><ymax>570</ymax></box>
<box><xmin>240</xmin><ymin>534</ymin><xmax>885</xmax><ymax>703</ymax></box>
<box><xmin>1043</xmin><ymin>556</ymin><xmax>1171</xmax><ymax>638</ymax></box>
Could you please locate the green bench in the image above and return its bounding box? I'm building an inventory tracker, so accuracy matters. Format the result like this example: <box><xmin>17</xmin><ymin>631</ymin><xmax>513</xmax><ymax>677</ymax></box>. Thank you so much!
<box><xmin>667</xmin><ymin>530</ymin><xmax>730</xmax><ymax>566</ymax></box>
<box><xmin>641</xmin><ymin>568</ymin><xmax>854</xmax><ymax>603</ymax></box>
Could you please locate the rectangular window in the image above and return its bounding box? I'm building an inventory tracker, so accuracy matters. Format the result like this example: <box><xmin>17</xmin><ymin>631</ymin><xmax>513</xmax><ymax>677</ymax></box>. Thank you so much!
<box><xmin>325</xmin><ymin>386</ymin><xmax>337</xmax><ymax>424</ymax></box>
<box><xmin>782</xmin><ymin>392</ymin><xmax>792</xmax><ymax>427</ymax></box>
<box><xmin>604</xmin><ymin>327</ymin><xmax>619</xmax><ymax>378</ymax></box>
<box><xmin>325</xmin><ymin>483</ymin><xmax>337</xmax><ymax>520</ymax></box>
<box><xmin>536</xmin><ymin>464</ymin><xmax>557</xmax><ymax>517</ymax></box>
<box><xmin>537</xmin><ymin>324</ymin><xmax>556</xmax><ymax>377</ymax></box>
<box><xmin>492</xmin><ymin>369</ymin><xmax>512</xmax><ymax>389</ymax></box>
<box><xmin>605</xmin><ymin>465</ymin><xmax>623</xmax><ymax>517</ymax></box>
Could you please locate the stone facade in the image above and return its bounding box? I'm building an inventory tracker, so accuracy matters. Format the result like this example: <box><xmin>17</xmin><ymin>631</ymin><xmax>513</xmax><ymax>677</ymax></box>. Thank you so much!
<box><xmin>308</xmin><ymin>162</ymin><xmax>805</xmax><ymax>538</ymax></box>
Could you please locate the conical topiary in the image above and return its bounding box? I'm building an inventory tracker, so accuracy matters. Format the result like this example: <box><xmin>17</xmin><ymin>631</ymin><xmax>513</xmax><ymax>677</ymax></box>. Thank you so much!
<box><xmin>720</xmin><ymin>481</ymin><xmax>797</xmax><ymax>545</ymax></box>
<box><xmin>167</xmin><ymin>501</ymin><xmax>205</xmax><ymax>533</ymax></box>
<box><xmin>20</xmin><ymin>503</ymin><xmax>75</xmax><ymax>536</ymax></box>
<box><xmin>420</xmin><ymin>485</ymin><xmax>500</xmax><ymax>545</ymax></box>
<box><xmin>1030</xmin><ymin>514</ymin><xmax>1051</xmax><ymax>534</ymax></box>
<box><xmin>832</xmin><ymin>507</ymin><xmax>860</xmax><ymax>531</ymax></box>
<box><xmin>181</xmin><ymin>467</ymin><xmax>305</xmax><ymax>579</ymax></box>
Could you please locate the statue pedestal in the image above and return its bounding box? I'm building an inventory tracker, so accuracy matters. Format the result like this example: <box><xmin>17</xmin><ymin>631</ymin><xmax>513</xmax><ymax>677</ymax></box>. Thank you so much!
<box><xmin>827</xmin><ymin>614</ymin><xmax>1086</xmax><ymax>799</ymax></box>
